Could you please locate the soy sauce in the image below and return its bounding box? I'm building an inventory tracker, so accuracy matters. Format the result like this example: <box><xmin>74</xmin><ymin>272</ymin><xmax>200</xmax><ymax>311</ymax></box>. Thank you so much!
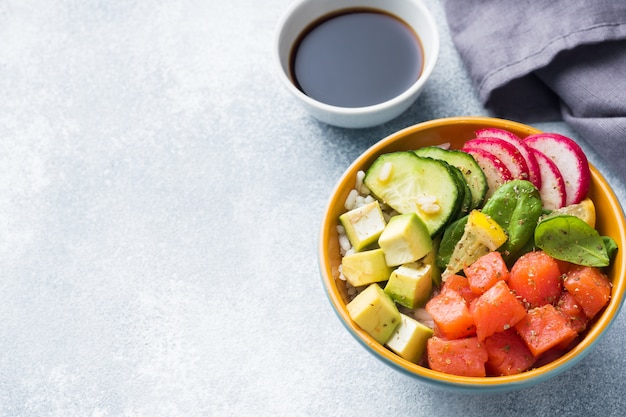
<box><xmin>290</xmin><ymin>9</ymin><xmax>424</xmax><ymax>108</ymax></box>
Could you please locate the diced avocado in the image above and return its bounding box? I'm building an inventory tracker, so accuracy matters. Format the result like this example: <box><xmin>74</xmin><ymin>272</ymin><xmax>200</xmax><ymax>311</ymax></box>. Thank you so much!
<box><xmin>423</xmin><ymin>237</ymin><xmax>442</xmax><ymax>286</ymax></box>
<box><xmin>384</xmin><ymin>262</ymin><xmax>433</xmax><ymax>309</ymax></box>
<box><xmin>341</xmin><ymin>249</ymin><xmax>393</xmax><ymax>287</ymax></box>
<box><xmin>347</xmin><ymin>283</ymin><xmax>401</xmax><ymax>344</ymax></box>
<box><xmin>339</xmin><ymin>200</ymin><xmax>386</xmax><ymax>251</ymax></box>
<box><xmin>378</xmin><ymin>213</ymin><xmax>432</xmax><ymax>267</ymax></box>
<box><xmin>386</xmin><ymin>313</ymin><xmax>434</xmax><ymax>363</ymax></box>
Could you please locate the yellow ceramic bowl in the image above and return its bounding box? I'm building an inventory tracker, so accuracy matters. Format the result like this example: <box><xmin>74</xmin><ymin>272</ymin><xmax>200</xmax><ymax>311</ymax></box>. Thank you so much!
<box><xmin>319</xmin><ymin>117</ymin><xmax>626</xmax><ymax>393</ymax></box>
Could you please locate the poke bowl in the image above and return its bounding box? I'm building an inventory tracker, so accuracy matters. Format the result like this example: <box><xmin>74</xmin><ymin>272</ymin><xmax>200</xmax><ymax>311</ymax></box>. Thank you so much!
<box><xmin>318</xmin><ymin>116</ymin><xmax>626</xmax><ymax>393</ymax></box>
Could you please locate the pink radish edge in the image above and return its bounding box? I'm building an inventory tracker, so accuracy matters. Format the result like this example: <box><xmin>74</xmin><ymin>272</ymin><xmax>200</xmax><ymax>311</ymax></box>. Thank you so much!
<box><xmin>524</xmin><ymin>133</ymin><xmax>590</xmax><ymax>205</ymax></box>
<box><xmin>463</xmin><ymin>147</ymin><xmax>513</xmax><ymax>198</ymax></box>
<box><xmin>475</xmin><ymin>128</ymin><xmax>542</xmax><ymax>189</ymax></box>
<box><xmin>463</xmin><ymin>137</ymin><xmax>529</xmax><ymax>182</ymax></box>
<box><xmin>530</xmin><ymin>148</ymin><xmax>567</xmax><ymax>210</ymax></box>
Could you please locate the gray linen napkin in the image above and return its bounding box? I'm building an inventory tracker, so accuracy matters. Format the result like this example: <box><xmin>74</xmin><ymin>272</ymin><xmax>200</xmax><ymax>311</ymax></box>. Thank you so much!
<box><xmin>443</xmin><ymin>0</ymin><xmax>626</xmax><ymax>182</ymax></box>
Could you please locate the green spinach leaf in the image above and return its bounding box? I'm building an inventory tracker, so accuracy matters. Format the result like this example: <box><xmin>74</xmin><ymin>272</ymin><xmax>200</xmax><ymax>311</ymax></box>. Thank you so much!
<box><xmin>534</xmin><ymin>215</ymin><xmax>610</xmax><ymax>267</ymax></box>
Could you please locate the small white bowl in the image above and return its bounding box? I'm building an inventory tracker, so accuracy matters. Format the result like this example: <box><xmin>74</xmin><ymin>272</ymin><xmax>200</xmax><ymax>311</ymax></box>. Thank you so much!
<box><xmin>274</xmin><ymin>0</ymin><xmax>439</xmax><ymax>128</ymax></box>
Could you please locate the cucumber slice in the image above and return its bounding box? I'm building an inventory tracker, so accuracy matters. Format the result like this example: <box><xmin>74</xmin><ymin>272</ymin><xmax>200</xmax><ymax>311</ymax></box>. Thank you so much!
<box><xmin>414</xmin><ymin>146</ymin><xmax>488</xmax><ymax>210</ymax></box>
<box><xmin>364</xmin><ymin>151</ymin><xmax>462</xmax><ymax>237</ymax></box>
<box><xmin>416</xmin><ymin>153</ymin><xmax>470</xmax><ymax>221</ymax></box>
<box><xmin>448</xmin><ymin>164</ymin><xmax>472</xmax><ymax>220</ymax></box>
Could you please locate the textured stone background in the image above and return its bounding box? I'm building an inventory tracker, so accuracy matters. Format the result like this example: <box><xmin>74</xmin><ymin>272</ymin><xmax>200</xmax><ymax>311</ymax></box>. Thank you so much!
<box><xmin>1</xmin><ymin>1</ymin><xmax>624</xmax><ymax>416</ymax></box>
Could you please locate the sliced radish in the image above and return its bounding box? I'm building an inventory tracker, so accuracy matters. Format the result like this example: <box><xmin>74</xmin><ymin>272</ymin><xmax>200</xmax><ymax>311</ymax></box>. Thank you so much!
<box><xmin>475</xmin><ymin>128</ymin><xmax>542</xmax><ymax>189</ymax></box>
<box><xmin>462</xmin><ymin>137</ymin><xmax>529</xmax><ymax>182</ymax></box>
<box><xmin>530</xmin><ymin>148</ymin><xmax>567</xmax><ymax>210</ymax></box>
<box><xmin>524</xmin><ymin>133</ymin><xmax>590</xmax><ymax>205</ymax></box>
<box><xmin>463</xmin><ymin>147</ymin><xmax>513</xmax><ymax>198</ymax></box>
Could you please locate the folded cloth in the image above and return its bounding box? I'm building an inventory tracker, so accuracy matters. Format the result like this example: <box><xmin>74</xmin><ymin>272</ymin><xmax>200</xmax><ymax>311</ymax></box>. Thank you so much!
<box><xmin>443</xmin><ymin>0</ymin><xmax>626</xmax><ymax>182</ymax></box>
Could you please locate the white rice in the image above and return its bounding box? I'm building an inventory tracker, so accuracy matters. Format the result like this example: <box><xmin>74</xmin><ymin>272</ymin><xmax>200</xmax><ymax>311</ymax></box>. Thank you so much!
<box><xmin>413</xmin><ymin>308</ymin><xmax>435</xmax><ymax>329</ymax></box>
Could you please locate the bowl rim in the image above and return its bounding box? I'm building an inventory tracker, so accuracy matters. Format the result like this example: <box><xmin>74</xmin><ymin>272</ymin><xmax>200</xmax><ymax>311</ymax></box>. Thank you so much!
<box><xmin>318</xmin><ymin>116</ymin><xmax>626</xmax><ymax>392</ymax></box>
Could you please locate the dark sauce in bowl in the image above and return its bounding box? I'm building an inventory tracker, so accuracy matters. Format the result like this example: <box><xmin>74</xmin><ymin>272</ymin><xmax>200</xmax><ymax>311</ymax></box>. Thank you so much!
<box><xmin>290</xmin><ymin>9</ymin><xmax>424</xmax><ymax>108</ymax></box>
